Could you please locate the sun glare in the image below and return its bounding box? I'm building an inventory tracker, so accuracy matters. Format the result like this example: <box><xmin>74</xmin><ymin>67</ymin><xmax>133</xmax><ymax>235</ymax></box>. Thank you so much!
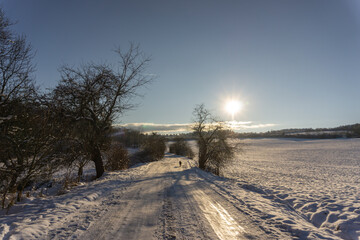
<box><xmin>225</xmin><ymin>100</ymin><xmax>242</xmax><ymax>120</ymax></box>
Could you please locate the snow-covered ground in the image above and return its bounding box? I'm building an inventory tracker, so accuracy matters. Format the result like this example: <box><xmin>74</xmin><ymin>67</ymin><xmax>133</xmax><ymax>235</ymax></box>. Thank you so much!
<box><xmin>223</xmin><ymin>138</ymin><xmax>360</xmax><ymax>240</ymax></box>
<box><xmin>0</xmin><ymin>162</ymin><xmax>149</xmax><ymax>239</ymax></box>
<box><xmin>0</xmin><ymin>138</ymin><xmax>358</xmax><ymax>239</ymax></box>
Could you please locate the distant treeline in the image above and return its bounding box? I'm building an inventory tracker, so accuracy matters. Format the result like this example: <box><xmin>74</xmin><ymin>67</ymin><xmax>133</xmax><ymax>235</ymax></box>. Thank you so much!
<box><xmin>236</xmin><ymin>124</ymin><xmax>360</xmax><ymax>139</ymax></box>
<box><xmin>151</xmin><ymin>123</ymin><xmax>360</xmax><ymax>140</ymax></box>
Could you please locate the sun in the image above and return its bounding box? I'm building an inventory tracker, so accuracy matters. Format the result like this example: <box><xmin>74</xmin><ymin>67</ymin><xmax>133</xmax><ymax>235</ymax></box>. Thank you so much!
<box><xmin>225</xmin><ymin>100</ymin><xmax>242</xmax><ymax>120</ymax></box>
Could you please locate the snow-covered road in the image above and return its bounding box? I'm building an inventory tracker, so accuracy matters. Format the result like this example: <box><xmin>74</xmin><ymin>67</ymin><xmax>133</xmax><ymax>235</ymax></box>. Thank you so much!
<box><xmin>78</xmin><ymin>156</ymin><xmax>267</xmax><ymax>239</ymax></box>
<box><xmin>1</xmin><ymin>153</ymin><xmax>343</xmax><ymax>239</ymax></box>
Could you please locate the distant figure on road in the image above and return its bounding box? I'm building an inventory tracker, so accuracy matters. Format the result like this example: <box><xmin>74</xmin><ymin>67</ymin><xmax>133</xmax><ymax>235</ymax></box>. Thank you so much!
<box><xmin>179</xmin><ymin>161</ymin><xmax>182</xmax><ymax>167</ymax></box>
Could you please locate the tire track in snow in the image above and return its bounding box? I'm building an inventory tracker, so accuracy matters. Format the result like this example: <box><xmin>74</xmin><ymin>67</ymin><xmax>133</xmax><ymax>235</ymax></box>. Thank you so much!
<box><xmin>168</xmin><ymin>156</ymin><xmax>267</xmax><ymax>239</ymax></box>
<box><xmin>192</xmin><ymin>188</ymin><xmax>245</xmax><ymax>239</ymax></box>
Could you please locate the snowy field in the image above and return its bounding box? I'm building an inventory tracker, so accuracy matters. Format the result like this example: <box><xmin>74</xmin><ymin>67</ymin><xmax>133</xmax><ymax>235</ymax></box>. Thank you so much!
<box><xmin>223</xmin><ymin>138</ymin><xmax>360</xmax><ymax>240</ymax></box>
<box><xmin>0</xmin><ymin>138</ymin><xmax>359</xmax><ymax>239</ymax></box>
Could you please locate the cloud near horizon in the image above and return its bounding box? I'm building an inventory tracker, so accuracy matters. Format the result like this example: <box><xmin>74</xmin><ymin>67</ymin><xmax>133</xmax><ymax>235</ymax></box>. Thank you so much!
<box><xmin>114</xmin><ymin>121</ymin><xmax>277</xmax><ymax>134</ymax></box>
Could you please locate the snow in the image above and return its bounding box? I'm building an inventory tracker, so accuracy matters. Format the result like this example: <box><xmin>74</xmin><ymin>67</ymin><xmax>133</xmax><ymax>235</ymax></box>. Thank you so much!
<box><xmin>223</xmin><ymin>138</ymin><xmax>360</xmax><ymax>239</ymax></box>
<box><xmin>0</xmin><ymin>138</ymin><xmax>359</xmax><ymax>239</ymax></box>
<box><xmin>0</xmin><ymin>162</ymin><xmax>150</xmax><ymax>239</ymax></box>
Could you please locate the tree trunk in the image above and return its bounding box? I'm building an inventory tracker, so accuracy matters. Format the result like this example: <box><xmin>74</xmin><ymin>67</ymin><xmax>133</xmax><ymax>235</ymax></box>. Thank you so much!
<box><xmin>17</xmin><ymin>189</ymin><xmax>23</xmax><ymax>202</ymax></box>
<box><xmin>2</xmin><ymin>190</ymin><xmax>8</xmax><ymax>208</ymax></box>
<box><xmin>78</xmin><ymin>165</ymin><xmax>83</xmax><ymax>178</ymax></box>
<box><xmin>199</xmin><ymin>155</ymin><xmax>206</xmax><ymax>169</ymax></box>
<box><xmin>198</xmin><ymin>143</ymin><xmax>207</xmax><ymax>170</ymax></box>
<box><xmin>92</xmin><ymin>147</ymin><xmax>104</xmax><ymax>178</ymax></box>
<box><xmin>17</xmin><ymin>180</ymin><xmax>28</xmax><ymax>202</ymax></box>
<box><xmin>77</xmin><ymin>165</ymin><xmax>84</xmax><ymax>182</ymax></box>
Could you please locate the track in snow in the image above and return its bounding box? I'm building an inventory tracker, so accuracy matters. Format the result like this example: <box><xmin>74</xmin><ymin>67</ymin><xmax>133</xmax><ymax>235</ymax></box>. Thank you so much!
<box><xmin>77</xmin><ymin>155</ymin><xmax>268</xmax><ymax>239</ymax></box>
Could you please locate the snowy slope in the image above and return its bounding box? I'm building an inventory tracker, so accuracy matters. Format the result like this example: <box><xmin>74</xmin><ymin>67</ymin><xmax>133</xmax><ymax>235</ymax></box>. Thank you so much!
<box><xmin>0</xmin><ymin>152</ymin><xmax>343</xmax><ymax>239</ymax></box>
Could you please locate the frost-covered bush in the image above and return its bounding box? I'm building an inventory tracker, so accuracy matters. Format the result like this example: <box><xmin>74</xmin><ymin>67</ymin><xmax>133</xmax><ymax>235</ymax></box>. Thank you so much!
<box><xmin>105</xmin><ymin>143</ymin><xmax>129</xmax><ymax>171</ymax></box>
<box><xmin>169</xmin><ymin>138</ymin><xmax>194</xmax><ymax>159</ymax></box>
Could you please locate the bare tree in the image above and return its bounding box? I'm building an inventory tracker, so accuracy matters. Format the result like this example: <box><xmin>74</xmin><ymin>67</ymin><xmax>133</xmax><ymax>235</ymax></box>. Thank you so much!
<box><xmin>0</xmin><ymin>8</ymin><xmax>54</xmax><ymax>208</ymax></box>
<box><xmin>0</xmin><ymin>9</ymin><xmax>35</xmax><ymax>107</ymax></box>
<box><xmin>52</xmin><ymin>44</ymin><xmax>152</xmax><ymax>178</ymax></box>
<box><xmin>192</xmin><ymin>104</ymin><xmax>237</xmax><ymax>175</ymax></box>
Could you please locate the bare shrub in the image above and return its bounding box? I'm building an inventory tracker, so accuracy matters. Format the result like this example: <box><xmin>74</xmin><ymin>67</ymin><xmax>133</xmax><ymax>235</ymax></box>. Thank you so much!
<box><xmin>169</xmin><ymin>137</ymin><xmax>194</xmax><ymax>159</ymax></box>
<box><xmin>137</xmin><ymin>133</ymin><xmax>166</xmax><ymax>162</ymax></box>
<box><xmin>105</xmin><ymin>143</ymin><xmax>129</xmax><ymax>171</ymax></box>
<box><xmin>112</xmin><ymin>129</ymin><xmax>144</xmax><ymax>148</ymax></box>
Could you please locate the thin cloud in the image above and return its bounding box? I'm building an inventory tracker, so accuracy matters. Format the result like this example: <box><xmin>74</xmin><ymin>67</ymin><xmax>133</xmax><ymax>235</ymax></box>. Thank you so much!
<box><xmin>224</xmin><ymin>121</ymin><xmax>277</xmax><ymax>130</ymax></box>
<box><xmin>241</xmin><ymin>123</ymin><xmax>277</xmax><ymax>129</ymax></box>
<box><xmin>114</xmin><ymin>121</ymin><xmax>277</xmax><ymax>134</ymax></box>
<box><xmin>114</xmin><ymin>123</ymin><xmax>192</xmax><ymax>134</ymax></box>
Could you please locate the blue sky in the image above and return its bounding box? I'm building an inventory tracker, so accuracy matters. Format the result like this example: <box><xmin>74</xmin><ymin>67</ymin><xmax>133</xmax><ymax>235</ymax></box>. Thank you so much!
<box><xmin>2</xmin><ymin>0</ymin><xmax>360</xmax><ymax>132</ymax></box>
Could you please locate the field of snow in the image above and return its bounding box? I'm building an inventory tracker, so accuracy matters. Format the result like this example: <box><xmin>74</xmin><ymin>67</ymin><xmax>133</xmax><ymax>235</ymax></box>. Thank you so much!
<box><xmin>1</xmin><ymin>138</ymin><xmax>358</xmax><ymax>239</ymax></box>
<box><xmin>1</xmin><ymin>154</ymin><xmax>340</xmax><ymax>239</ymax></box>
<box><xmin>223</xmin><ymin>138</ymin><xmax>360</xmax><ymax>240</ymax></box>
